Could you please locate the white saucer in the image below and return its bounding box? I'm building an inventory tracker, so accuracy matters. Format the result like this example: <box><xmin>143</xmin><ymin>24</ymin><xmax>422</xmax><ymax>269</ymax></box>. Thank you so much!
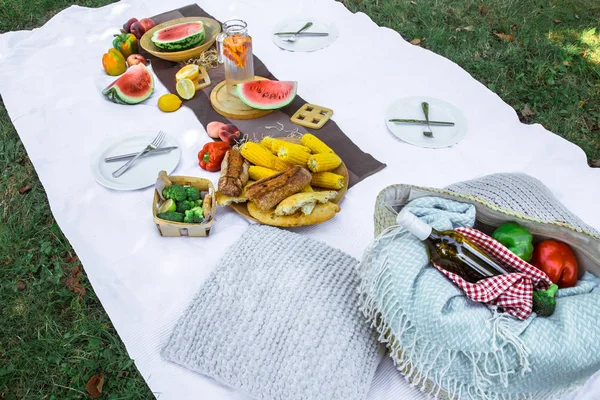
<box><xmin>272</xmin><ymin>19</ymin><xmax>338</xmax><ymax>52</ymax></box>
<box><xmin>91</xmin><ymin>132</ymin><xmax>180</xmax><ymax>190</ymax></box>
<box><xmin>384</xmin><ymin>97</ymin><xmax>468</xmax><ymax>149</ymax></box>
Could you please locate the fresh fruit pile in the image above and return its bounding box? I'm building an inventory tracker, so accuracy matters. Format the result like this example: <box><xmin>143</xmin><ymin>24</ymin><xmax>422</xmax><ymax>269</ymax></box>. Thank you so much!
<box><xmin>157</xmin><ymin>184</ymin><xmax>206</xmax><ymax>224</ymax></box>
<box><xmin>122</xmin><ymin>17</ymin><xmax>156</xmax><ymax>40</ymax></box>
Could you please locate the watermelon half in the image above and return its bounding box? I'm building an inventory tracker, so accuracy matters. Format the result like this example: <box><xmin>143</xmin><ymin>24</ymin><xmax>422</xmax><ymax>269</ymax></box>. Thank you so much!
<box><xmin>237</xmin><ymin>80</ymin><xmax>297</xmax><ymax>110</ymax></box>
<box><xmin>102</xmin><ymin>64</ymin><xmax>155</xmax><ymax>105</ymax></box>
<box><xmin>151</xmin><ymin>21</ymin><xmax>205</xmax><ymax>52</ymax></box>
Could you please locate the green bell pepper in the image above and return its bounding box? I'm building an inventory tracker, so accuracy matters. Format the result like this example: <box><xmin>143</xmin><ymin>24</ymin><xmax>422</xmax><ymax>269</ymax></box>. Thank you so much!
<box><xmin>492</xmin><ymin>222</ymin><xmax>534</xmax><ymax>262</ymax></box>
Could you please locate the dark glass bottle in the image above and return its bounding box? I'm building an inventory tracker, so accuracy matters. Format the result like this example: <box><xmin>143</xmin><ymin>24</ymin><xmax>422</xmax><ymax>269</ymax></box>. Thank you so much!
<box><xmin>397</xmin><ymin>210</ymin><xmax>510</xmax><ymax>283</ymax></box>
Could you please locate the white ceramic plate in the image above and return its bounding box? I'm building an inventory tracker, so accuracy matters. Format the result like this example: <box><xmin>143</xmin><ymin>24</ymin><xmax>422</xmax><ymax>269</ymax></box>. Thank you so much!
<box><xmin>91</xmin><ymin>133</ymin><xmax>180</xmax><ymax>190</ymax></box>
<box><xmin>272</xmin><ymin>19</ymin><xmax>339</xmax><ymax>52</ymax></box>
<box><xmin>384</xmin><ymin>96</ymin><xmax>468</xmax><ymax>149</ymax></box>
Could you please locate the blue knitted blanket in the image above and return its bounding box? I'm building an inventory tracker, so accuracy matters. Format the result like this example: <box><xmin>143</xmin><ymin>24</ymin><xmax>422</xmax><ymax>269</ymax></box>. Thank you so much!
<box><xmin>359</xmin><ymin>196</ymin><xmax>600</xmax><ymax>400</ymax></box>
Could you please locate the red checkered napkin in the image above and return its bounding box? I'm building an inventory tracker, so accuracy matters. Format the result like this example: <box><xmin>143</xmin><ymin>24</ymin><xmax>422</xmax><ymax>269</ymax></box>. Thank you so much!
<box><xmin>432</xmin><ymin>227</ymin><xmax>553</xmax><ymax>320</ymax></box>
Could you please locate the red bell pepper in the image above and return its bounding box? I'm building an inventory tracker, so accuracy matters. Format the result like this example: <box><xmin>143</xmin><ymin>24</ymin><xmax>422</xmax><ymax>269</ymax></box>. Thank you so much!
<box><xmin>198</xmin><ymin>142</ymin><xmax>231</xmax><ymax>172</ymax></box>
<box><xmin>531</xmin><ymin>240</ymin><xmax>578</xmax><ymax>288</ymax></box>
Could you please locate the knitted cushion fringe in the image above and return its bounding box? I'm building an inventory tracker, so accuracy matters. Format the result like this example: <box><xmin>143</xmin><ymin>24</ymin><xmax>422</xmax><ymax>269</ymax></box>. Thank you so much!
<box><xmin>358</xmin><ymin>225</ymin><xmax>549</xmax><ymax>400</ymax></box>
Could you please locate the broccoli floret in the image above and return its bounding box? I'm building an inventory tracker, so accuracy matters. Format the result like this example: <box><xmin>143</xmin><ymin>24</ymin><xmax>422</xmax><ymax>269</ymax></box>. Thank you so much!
<box><xmin>162</xmin><ymin>185</ymin><xmax>187</xmax><ymax>201</ymax></box>
<box><xmin>176</xmin><ymin>200</ymin><xmax>196</xmax><ymax>213</ymax></box>
<box><xmin>195</xmin><ymin>199</ymin><xmax>203</xmax><ymax>207</ymax></box>
<box><xmin>184</xmin><ymin>207</ymin><xmax>204</xmax><ymax>224</ymax></box>
<box><xmin>185</xmin><ymin>186</ymin><xmax>201</xmax><ymax>201</ymax></box>
<box><xmin>157</xmin><ymin>211</ymin><xmax>184</xmax><ymax>223</ymax></box>
<box><xmin>532</xmin><ymin>284</ymin><xmax>558</xmax><ymax>317</ymax></box>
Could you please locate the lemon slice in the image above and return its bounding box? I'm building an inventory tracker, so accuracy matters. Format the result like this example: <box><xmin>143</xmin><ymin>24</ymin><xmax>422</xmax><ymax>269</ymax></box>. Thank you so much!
<box><xmin>158</xmin><ymin>199</ymin><xmax>176</xmax><ymax>213</ymax></box>
<box><xmin>176</xmin><ymin>78</ymin><xmax>196</xmax><ymax>100</ymax></box>
<box><xmin>158</xmin><ymin>94</ymin><xmax>182</xmax><ymax>112</ymax></box>
<box><xmin>175</xmin><ymin>64</ymin><xmax>199</xmax><ymax>82</ymax></box>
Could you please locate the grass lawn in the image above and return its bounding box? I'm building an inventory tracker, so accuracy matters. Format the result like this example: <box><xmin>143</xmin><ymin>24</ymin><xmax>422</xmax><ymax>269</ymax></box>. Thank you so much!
<box><xmin>1</xmin><ymin>0</ymin><xmax>599</xmax><ymax>398</ymax></box>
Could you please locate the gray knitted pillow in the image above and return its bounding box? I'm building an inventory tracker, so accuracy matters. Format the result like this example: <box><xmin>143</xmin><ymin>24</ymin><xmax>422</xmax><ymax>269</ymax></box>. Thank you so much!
<box><xmin>162</xmin><ymin>225</ymin><xmax>381</xmax><ymax>400</ymax></box>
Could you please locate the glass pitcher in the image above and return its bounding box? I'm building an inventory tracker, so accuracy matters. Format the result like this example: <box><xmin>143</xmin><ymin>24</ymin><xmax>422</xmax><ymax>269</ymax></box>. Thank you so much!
<box><xmin>217</xmin><ymin>19</ymin><xmax>255</xmax><ymax>95</ymax></box>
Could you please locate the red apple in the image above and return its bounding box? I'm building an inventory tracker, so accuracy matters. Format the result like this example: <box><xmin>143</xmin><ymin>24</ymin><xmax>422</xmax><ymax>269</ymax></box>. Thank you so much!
<box><xmin>122</xmin><ymin>18</ymin><xmax>138</xmax><ymax>33</ymax></box>
<box><xmin>127</xmin><ymin>54</ymin><xmax>146</xmax><ymax>67</ymax></box>
<box><xmin>139</xmin><ymin>18</ymin><xmax>156</xmax><ymax>32</ymax></box>
<box><xmin>219</xmin><ymin>124</ymin><xmax>242</xmax><ymax>145</ymax></box>
<box><xmin>130</xmin><ymin>21</ymin><xmax>146</xmax><ymax>39</ymax></box>
<box><xmin>207</xmin><ymin>122</ymin><xmax>226</xmax><ymax>139</ymax></box>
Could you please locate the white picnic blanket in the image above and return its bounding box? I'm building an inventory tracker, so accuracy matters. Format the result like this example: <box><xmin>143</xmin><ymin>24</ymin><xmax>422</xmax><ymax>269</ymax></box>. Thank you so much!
<box><xmin>1</xmin><ymin>0</ymin><xmax>599</xmax><ymax>398</ymax></box>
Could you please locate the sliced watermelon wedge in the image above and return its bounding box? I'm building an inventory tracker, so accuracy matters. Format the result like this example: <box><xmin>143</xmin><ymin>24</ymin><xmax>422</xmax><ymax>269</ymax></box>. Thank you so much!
<box><xmin>151</xmin><ymin>21</ymin><xmax>205</xmax><ymax>52</ymax></box>
<box><xmin>102</xmin><ymin>64</ymin><xmax>154</xmax><ymax>105</ymax></box>
<box><xmin>237</xmin><ymin>80</ymin><xmax>297</xmax><ymax>110</ymax></box>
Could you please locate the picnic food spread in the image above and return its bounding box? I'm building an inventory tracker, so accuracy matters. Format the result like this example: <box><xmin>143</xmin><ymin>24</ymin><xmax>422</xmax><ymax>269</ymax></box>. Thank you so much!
<box><xmin>81</xmin><ymin>5</ymin><xmax>600</xmax><ymax>399</ymax></box>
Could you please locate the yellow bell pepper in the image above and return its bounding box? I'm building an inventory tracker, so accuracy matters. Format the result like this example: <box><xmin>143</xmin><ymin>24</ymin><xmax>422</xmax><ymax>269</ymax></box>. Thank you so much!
<box><xmin>102</xmin><ymin>48</ymin><xmax>126</xmax><ymax>76</ymax></box>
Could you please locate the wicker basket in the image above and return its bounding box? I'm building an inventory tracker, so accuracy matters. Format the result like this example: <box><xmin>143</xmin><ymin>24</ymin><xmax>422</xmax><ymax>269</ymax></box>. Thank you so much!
<box><xmin>152</xmin><ymin>173</ymin><xmax>216</xmax><ymax>237</ymax></box>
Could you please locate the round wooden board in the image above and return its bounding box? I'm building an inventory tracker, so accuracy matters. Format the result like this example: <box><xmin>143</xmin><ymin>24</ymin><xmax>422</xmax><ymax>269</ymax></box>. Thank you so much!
<box><xmin>210</xmin><ymin>77</ymin><xmax>273</xmax><ymax>120</ymax></box>
<box><xmin>230</xmin><ymin>138</ymin><xmax>349</xmax><ymax>226</ymax></box>
<box><xmin>140</xmin><ymin>17</ymin><xmax>220</xmax><ymax>63</ymax></box>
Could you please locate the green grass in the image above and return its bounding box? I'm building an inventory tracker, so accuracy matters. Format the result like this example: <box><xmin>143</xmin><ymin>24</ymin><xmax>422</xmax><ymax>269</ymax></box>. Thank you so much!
<box><xmin>1</xmin><ymin>0</ymin><xmax>600</xmax><ymax>398</ymax></box>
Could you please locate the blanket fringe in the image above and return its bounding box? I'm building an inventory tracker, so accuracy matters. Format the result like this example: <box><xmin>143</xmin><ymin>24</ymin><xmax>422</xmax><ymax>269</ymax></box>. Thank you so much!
<box><xmin>357</xmin><ymin>226</ymin><xmax>543</xmax><ymax>400</ymax></box>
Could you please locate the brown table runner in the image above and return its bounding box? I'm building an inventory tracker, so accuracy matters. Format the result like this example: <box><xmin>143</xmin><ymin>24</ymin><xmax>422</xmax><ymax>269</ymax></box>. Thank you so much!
<box><xmin>146</xmin><ymin>4</ymin><xmax>385</xmax><ymax>187</ymax></box>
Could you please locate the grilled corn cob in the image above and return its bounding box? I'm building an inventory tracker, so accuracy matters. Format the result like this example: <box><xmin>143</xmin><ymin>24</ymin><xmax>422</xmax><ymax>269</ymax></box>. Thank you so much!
<box><xmin>248</xmin><ymin>165</ymin><xmax>278</xmax><ymax>181</ymax></box>
<box><xmin>240</xmin><ymin>142</ymin><xmax>290</xmax><ymax>171</ymax></box>
<box><xmin>278</xmin><ymin>144</ymin><xmax>311</xmax><ymax>166</ymax></box>
<box><xmin>301</xmin><ymin>185</ymin><xmax>314</xmax><ymax>192</ymax></box>
<box><xmin>301</xmin><ymin>134</ymin><xmax>334</xmax><ymax>154</ymax></box>
<box><xmin>261</xmin><ymin>136</ymin><xmax>274</xmax><ymax>151</ymax></box>
<box><xmin>311</xmin><ymin>172</ymin><xmax>345</xmax><ymax>190</ymax></box>
<box><xmin>271</xmin><ymin>139</ymin><xmax>311</xmax><ymax>155</ymax></box>
<box><xmin>307</xmin><ymin>153</ymin><xmax>342</xmax><ymax>172</ymax></box>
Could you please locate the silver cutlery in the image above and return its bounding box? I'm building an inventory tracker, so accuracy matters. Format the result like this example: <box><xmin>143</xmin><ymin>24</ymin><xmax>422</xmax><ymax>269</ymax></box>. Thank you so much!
<box><xmin>112</xmin><ymin>131</ymin><xmax>166</xmax><ymax>178</ymax></box>
<box><xmin>104</xmin><ymin>146</ymin><xmax>178</xmax><ymax>163</ymax></box>
<box><xmin>283</xmin><ymin>22</ymin><xmax>313</xmax><ymax>42</ymax></box>
<box><xmin>274</xmin><ymin>32</ymin><xmax>329</xmax><ymax>37</ymax></box>
<box><xmin>422</xmin><ymin>102</ymin><xmax>433</xmax><ymax>138</ymax></box>
<box><xmin>388</xmin><ymin>119</ymin><xmax>455</xmax><ymax>126</ymax></box>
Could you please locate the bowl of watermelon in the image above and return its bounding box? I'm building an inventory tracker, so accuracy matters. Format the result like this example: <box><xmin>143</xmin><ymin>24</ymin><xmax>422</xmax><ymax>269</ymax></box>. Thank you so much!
<box><xmin>140</xmin><ymin>17</ymin><xmax>221</xmax><ymax>62</ymax></box>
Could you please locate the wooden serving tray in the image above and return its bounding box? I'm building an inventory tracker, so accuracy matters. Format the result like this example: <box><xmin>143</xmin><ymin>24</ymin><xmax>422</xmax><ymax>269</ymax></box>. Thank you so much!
<box><xmin>230</xmin><ymin>138</ymin><xmax>349</xmax><ymax>225</ymax></box>
<box><xmin>140</xmin><ymin>17</ymin><xmax>221</xmax><ymax>63</ymax></box>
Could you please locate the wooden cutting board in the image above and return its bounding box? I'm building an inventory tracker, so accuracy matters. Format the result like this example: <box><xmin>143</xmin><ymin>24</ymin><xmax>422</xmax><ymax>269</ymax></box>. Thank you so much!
<box><xmin>209</xmin><ymin>77</ymin><xmax>273</xmax><ymax>120</ymax></box>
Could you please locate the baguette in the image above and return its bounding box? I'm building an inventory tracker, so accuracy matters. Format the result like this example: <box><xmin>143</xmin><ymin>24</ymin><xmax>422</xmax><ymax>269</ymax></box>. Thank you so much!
<box><xmin>218</xmin><ymin>150</ymin><xmax>249</xmax><ymax>197</ymax></box>
<box><xmin>215</xmin><ymin>180</ymin><xmax>254</xmax><ymax>206</ymax></box>
<box><xmin>275</xmin><ymin>191</ymin><xmax>338</xmax><ymax>216</ymax></box>
<box><xmin>245</xmin><ymin>166</ymin><xmax>312</xmax><ymax>211</ymax></box>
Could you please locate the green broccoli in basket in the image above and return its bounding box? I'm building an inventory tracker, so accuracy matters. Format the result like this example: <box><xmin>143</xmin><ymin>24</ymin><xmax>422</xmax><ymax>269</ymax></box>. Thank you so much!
<box><xmin>195</xmin><ymin>199</ymin><xmax>203</xmax><ymax>207</ymax></box>
<box><xmin>532</xmin><ymin>284</ymin><xmax>559</xmax><ymax>317</ymax></box>
<box><xmin>176</xmin><ymin>200</ymin><xmax>196</xmax><ymax>213</ymax></box>
<box><xmin>185</xmin><ymin>186</ymin><xmax>201</xmax><ymax>201</ymax></box>
<box><xmin>162</xmin><ymin>185</ymin><xmax>187</xmax><ymax>202</ymax></box>
<box><xmin>184</xmin><ymin>207</ymin><xmax>204</xmax><ymax>224</ymax></box>
<box><xmin>156</xmin><ymin>211</ymin><xmax>184</xmax><ymax>223</ymax></box>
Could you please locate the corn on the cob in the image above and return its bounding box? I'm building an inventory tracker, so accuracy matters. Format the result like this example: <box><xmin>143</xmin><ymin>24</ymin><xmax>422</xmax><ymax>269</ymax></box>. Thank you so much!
<box><xmin>261</xmin><ymin>136</ymin><xmax>274</xmax><ymax>151</ymax></box>
<box><xmin>311</xmin><ymin>172</ymin><xmax>345</xmax><ymax>190</ymax></box>
<box><xmin>248</xmin><ymin>165</ymin><xmax>278</xmax><ymax>181</ymax></box>
<box><xmin>278</xmin><ymin>144</ymin><xmax>311</xmax><ymax>166</ymax></box>
<box><xmin>271</xmin><ymin>139</ymin><xmax>311</xmax><ymax>154</ymax></box>
<box><xmin>301</xmin><ymin>185</ymin><xmax>314</xmax><ymax>193</ymax></box>
<box><xmin>307</xmin><ymin>153</ymin><xmax>342</xmax><ymax>172</ymax></box>
<box><xmin>301</xmin><ymin>133</ymin><xmax>334</xmax><ymax>154</ymax></box>
<box><xmin>240</xmin><ymin>142</ymin><xmax>290</xmax><ymax>171</ymax></box>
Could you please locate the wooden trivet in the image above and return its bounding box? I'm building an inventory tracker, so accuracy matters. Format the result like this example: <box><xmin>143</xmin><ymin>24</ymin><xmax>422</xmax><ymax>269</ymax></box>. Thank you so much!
<box><xmin>290</xmin><ymin>104</ymin><xmax>333</xmax><ymax>129</ymax></box>
<box><xmin>209</xmin><ymin>77</ymin><xmax>272</xmax><ymax>120</ymax></box>
<box><xmin>194</xmin><ymin>66</ymin><xmax>211</xmax><ymax>90</ymax></box>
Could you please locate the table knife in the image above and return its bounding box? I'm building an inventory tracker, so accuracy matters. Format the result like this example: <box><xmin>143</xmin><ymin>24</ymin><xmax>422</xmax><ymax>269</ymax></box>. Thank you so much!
<box><xmin>274</xmin><ymin>32</ymin><xmax>330</xmax><ymax>37</ymax></box>
<box><xmin>104</xmin><ymin>146</ymin><xmax>178</xmax><ymax>163</ymax></box>
<box><xmin>389</xmin><ymin>119</ymin><xmax>455</xmax><ymax>126</ymax></box>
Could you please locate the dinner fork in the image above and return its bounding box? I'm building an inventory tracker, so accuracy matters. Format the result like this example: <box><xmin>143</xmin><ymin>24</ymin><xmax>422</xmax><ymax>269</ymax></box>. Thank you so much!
<box><xmin>422</xmin><ymin>102</ymin><xmax>433</xmax><ymax>138</ymax></box>
<box><xmin>283</xmin><ymin>22</ymin><xmax>313</xmax><ymax>42</ymax></box>
<box><xmin>112</xmin><ymin>131</ymin><xmax>166</xmax><ymax>178</ymax></box>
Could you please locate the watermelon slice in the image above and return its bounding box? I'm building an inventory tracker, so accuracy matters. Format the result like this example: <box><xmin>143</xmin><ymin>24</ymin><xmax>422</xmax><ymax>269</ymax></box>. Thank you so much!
<box><xmin>237</xmin><ymin>80</ymin><xmax>297</xmax><ymax>110</ymax></box>
<box><xmin>151</xmin><ymin>21</ymin><xmax>205</xmax><ymax>52</ymax></box>
<box><xmin>102</xmin><ymin>64</ymin><xmax>154</xmax><ymax>105</ymax></box>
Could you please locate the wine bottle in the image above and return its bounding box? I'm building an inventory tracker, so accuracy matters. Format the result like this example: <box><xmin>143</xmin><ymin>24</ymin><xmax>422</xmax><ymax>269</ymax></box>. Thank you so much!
<box><xmin>397</xmin><ymin>210</ymin><xmax>511</xmax><ymax>283</ymax></box>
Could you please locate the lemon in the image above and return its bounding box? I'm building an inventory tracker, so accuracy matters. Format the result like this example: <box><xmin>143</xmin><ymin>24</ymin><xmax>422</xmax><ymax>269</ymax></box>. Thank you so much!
<box><xmin>175</xmin><ymin>64</ymin><xmax>199</xmax><ymax>82</ymax></box>
<box><xmin>176</xmin><ymin>78</ymin><xmax>196</xmax><ymax>100</ymax></box>
<box><xmin>158</xmin><ymin>199</ymin><xmax>176</xmax><ymax>213</ymax></box>
<box><xmin>158</xmin><ymin>94</ymin><xmax>182</xmax><ymax>112</ymax></box>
